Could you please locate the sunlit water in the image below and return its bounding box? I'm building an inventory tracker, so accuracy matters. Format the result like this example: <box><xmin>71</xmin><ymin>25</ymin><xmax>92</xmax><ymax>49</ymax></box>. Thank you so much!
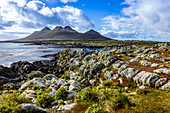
<box><xmin>0</xmin><ymin>43</ymin><xmax>69</xmax><ymax>67</ymax></box>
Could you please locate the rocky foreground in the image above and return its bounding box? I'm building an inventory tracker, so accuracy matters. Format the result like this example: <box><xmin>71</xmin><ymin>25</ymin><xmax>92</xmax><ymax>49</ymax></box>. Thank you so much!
<box><xmin>0</xmin><ymin>43</ymin><xmax>170</xmax><ymax>113</ymax></box>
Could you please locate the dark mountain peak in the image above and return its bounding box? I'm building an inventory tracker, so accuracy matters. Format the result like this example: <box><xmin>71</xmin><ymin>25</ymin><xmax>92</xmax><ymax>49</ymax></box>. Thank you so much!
<box><xmin>64</xmin><ymin>26</ymin><xmax>77</xmax><ymax>32</ymax></box>
<box><xmin>53</xmin><ymin>26</ymin><xmax>63</xmax><ymax>31</ymax></box>
<box><xmin>41</xmin><ymin>26</ymin><xmax>51</xmax><ymax>31</ymax></box>
<box><xmin>85</xmin><ymin>29</ymin><xmax>100</xmax><ymax>35</ymax></box>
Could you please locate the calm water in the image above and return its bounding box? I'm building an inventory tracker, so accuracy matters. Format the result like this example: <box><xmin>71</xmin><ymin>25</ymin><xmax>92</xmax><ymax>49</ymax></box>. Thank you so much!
<box><xmin>0</xmin><ymin>43</ymin><xmax>68</xmax><ymax>67</ymax></box>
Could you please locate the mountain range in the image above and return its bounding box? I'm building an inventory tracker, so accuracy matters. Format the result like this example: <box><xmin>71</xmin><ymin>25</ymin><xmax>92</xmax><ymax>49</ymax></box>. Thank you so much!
<box><xmin>20</xmin><ymin>26</ymin><xmax>112</xmax><ymax>41</ymax></box>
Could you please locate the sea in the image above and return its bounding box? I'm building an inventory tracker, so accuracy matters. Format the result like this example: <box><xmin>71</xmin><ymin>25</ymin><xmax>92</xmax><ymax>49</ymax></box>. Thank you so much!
<box><xmin>0</xmin><ymin>42</ymin><xmax>72</xmax><ymax>67</ymax></box>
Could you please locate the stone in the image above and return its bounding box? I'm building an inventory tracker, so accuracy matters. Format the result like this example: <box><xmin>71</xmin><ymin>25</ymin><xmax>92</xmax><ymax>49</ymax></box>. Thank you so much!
<box><xmin>149</xmin><ymin>54</ymin><xmax>165</xmax><ymax>61</ymax></box>
<box><xmin>129</xmin><ymin>58</ymin><xmax>141</xmax><ymax>63</ymax></box>
<box><xmin>104</xmin><ymin>70</ymin><xmax>113</xmax><ymax>80</ymax></box>
<box><xmin>112</xmin><ymin>63</ymin><xmax>121</xmax><ymax>69</ymax></box>
<box><xmin>69</xmin><ymin>80</ymin><xmax>81</xmax><ymax>91</ymax></box>
<box><xmin>67</xmin><ymin>91</ymin><xmax>77</xmax><ymax>99</ymax></box>
<box><xmin>119</xmin><ymin>68</ymin><xmax>139</xmax><ymax>79</ymax></box>
<box><xmin>133</xmin><ymin>71</ymin><xmax>160</xmax><ymax>87</ymax></box>
<box><xmin>20</xmin><ymin>104</ymin><xmax>46</xmax><ymax>113</ymax></box>
<box><xmin>155</xmin><ymin>78</ymin><xmax>167</xmax><ymax>88</ymax></box>
<box><xmin>151</xmin><ymin>63</ymin><xmax>160</xmax><ymax>67</ymax></box>
<box><xmin>57</xmin><ymin>103</ymin><xmax>76</xmax><ymax>111</ymax></box>
<box><xmin>19</xmin><ymin>78</ymin><xmax>46</xmax><ymax>91</ymax></box>
<box><xmin>43</xmin><ymin>74</ymin><xmax>56</xmax><ymax>80</ymax></box>
<box><xmin>160</xmin><ymin>81</ymin><xmax>170</xmax><ymax>90</ymax></box>
<box><xmin>90</xmin><ymin>62</ymin><xmax>104</xmax><ymax>75</ymax></box>
<box><xmin>118</xmin><ymin>64</ymin><xmax>129</xmax><ymax>74</ymax></box>
<box><xmin>154</xmin><ymin>68</ymin><xmax>170</xmax><ymax>74</ymax></box>
<box><xmin>140</xmin><ymin>60</ymin><xmax>151</xmax><ymax>66</ymax></box>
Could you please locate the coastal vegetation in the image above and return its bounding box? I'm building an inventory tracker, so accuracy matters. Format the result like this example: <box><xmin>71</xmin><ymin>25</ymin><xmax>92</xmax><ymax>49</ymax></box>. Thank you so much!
<box><xmin>0</xmin><ymin>42</ymin><xmax>169</xmax><ymax>112</ymax></box>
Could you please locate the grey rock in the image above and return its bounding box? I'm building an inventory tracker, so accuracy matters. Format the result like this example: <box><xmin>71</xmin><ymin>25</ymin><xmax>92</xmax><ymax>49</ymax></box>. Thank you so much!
<box><xmin>21</xmin><ymin>104</ymin><xmax>46</xmax><ymax>113</ymax></box>
<box><xmin>149</xmin><ymin>54</ymin><xmax>165</xmax><ymax>61</ymax></box>
<box><xmin>154</xmin><ymin>68</ymin><xmax>170</xmax><ymax>74</ymax></box>
<box><xmin>119</xmin><ymin>68</ymin><xmax>139</xmax><ymax>79</ymax></box>
<box><xmin>155</xmin><ymin>78</ymin><xmax>167</xmax><ymax>88</ymax></box>
<box><xmin>140</xmin><ymin>60</ymin><xmax>151</xmax><ymax>66</ymax></box>
<box><xmin>160</xmin><ymin>81</ymin><xmax>170</xmax><ymax>90</ymax></box>
<box><xmin>57</xmin><ymin>103</ymin><xmax>76</xmax><ymax>111</ymax></box>
<box><xmin>67</xmin><ymin>91</ymin><xmax>77</xmax><ymax>99</ymax></box>
<box><xmin>129</xmin><ymin>58</ymin><xmax>141</xmax><ymax>63</ymax></box>
<box><xmin>43</xmin><ymin>74</ymin><xmax>56</xmax><ymax>80</ymax></box>
<box><xmin>112</xmin><ymin>63</ymin><xmax>121</xmax><ymax>69</ymax></box>
<box><xmin>19</xmin><ymin>78</ymin><xmax>46</xmax><ymax>91</ymax></box>
<box><xmin>90</xmin><ymin>62</ymin><xmax>104</xmax><ymax>75</ymax></box>
<box><xmin>69</xmin><ymin>80</ymin><xmax>81</xmax><ymax>91</ymax></box>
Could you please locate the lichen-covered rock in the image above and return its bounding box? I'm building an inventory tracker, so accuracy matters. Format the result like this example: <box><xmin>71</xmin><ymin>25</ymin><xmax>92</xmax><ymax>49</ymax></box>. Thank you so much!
<box><xmin>154</xmin><ymin>68</ymin><xmax>170</xmax><ymax>74</ymax></box>
<box><xmin>43</xmin><ymin>74</ymin><xmax>56</xmax><ymax>80</ymax></box>
<box><xmin>155</xmin><ymin>78</ymin><xmax>167</xmax><ymax>88</ymax></box>
<box><xmin>104</xmin><ymin>70</ymin><xmax>113</xmax><ymax>80</ymax></box>
<box><xmin>90</xmin><ymin>62</ymin><xmax>104</xmax><ymax>75</ymax></box>
<box><xmin>160</xmin><ymin>81</ymin><xmax>170</xmax><ymax>90</ymax></box>
<box><xmin>67</xmin><ymin>91</ymin><xmax>77</xmax><ymax>99</ymax></box>
<box><xmin>69</xmin><ymin>80</ymin><xmax>81</xmax><ymax>91</ymax></box>
<box><xmin>119</xmin><ymin>68</ymin><xmax>139</xmax><ymax>79</ymax></box>
<box><xmin>98</xmin><ymin>51</ymin><xmax>117</xmax><ymax>66</ymax></box>
<box><xmin>19</xmin><ymin>78</ymin><xmax>46</xmax><ymax>91</ymax></box>
<box><xmin>112</xmin><ymin>63</ymin><xmax>121</xmax><ymax>69</ymax></box>
<box><xmin>21</xmin><ymin>103</ymin><xmax>46</xmax><ymax>113</ymax></box>
<box><xmin>151</xmin><ymin>63</ymin><xmax>161</xmax><ymax>67</ymax></box>
<box><xmin>140</xmin><ymin>60</ymin><xmax>151</xmax><ymax>66</ymax></box>
<box><xmin>129</xmin><ymin>58</ymin><xmax>141</xmax><ymax>63</ymax></box>
<box><xmin>133</xmin><ymin>71</ymin><xmax>160</xmax><ymax>87</ymax></box>
<box><xmin>118</xmin><ymin>64</ymin><xmax>129</xmax><ymax>74</ymax></box>
<box><xmin>149</xmin><ymin>54</ymin><xmax>165</xmax><ymax>61</ymax></box>
<box><xmin>57</xmin><ymin>103</ymin><xmax>76</xmax><ymax>111</ymax></box>
<box><xmin>26</xmin><ymin>71</ymin><xmax>45</xmax><ymax>78</ymax></box>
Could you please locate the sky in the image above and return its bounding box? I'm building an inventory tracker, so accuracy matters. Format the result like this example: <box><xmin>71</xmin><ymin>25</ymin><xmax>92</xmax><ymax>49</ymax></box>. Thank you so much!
<box><xmin>0</xmin><ymin>0</ymin><xmax>170</xmax><ymax>41</ymax></box>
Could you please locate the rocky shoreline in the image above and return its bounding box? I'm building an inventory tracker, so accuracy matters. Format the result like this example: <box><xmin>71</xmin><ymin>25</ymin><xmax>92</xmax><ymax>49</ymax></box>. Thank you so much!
<box><xmin>0</xmin><ymin>42</ymin><xmax>169</xmax><ymax>112</ymax></box>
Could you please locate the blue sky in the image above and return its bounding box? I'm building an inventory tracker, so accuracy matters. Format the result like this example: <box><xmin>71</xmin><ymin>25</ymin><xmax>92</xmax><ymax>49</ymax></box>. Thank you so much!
<box><xmin>0</xmin><ymin>0</ymin><xmax>170</xmax><ymax>41</ymax></box>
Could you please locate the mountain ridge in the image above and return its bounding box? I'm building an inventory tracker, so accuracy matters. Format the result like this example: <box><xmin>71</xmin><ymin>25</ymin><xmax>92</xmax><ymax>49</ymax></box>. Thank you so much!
<box><xmin>21</xmin><ymin>26</ymin><xmax>112</xmax><ymax>41</ymax></box>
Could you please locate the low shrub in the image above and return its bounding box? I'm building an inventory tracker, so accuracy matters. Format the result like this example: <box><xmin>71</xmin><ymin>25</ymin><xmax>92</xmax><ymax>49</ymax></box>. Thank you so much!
<box><xmin>76</xmin><ymin>87</ymin><xmax>99</xmax><ymax>102</ymax></box>
<box><xmin>0</xmin><ymin>105</ymin><xmax>12</xmax><ymax>113</ymax></box>
<box><xmin>104</xmin><ymin>94</ymin><xmax>131</xmax><ymax>111</ymax></box>
<box><xmin>54</xmin><ymin>87</ymin><xmax>68</xmax><ymax>101</ymax></box>
<box><xmin>26</xmin><ymin>71</ymin><xmax>45</xmax><ymax>79</ymax></box>
<box><xmin>35</xmin><ymin>93</ymin><xmax>54</xmax><ymax>108</ymax></box>
<box><xmin>136</xmin><ymin>89</ymin><xmax>149</xmax><ymax>95</ymax></box>
<box><xmin>85</xmin><ymin>104</ymin><xmax>108</xmax><ymax>113</ymax></box>
<box><xmin>0</xmin><ymin>94</ymin><xmax>30</xmax><ymax>113</ymax></box>
<box><xmin>102</xmin><ymin>80</ymin><xmax>114</xmax><ymax>86</ymax></box>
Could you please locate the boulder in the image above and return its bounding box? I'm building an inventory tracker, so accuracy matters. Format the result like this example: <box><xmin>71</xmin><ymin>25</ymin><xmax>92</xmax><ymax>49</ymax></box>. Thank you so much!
<box><xmin>67</xmin><ymin>91</ymin><xmax>77</xmax><ymax>99</ymax></box>
<box><xmin>43</xmin><ymin>74</ymin><xmax>56</xmax><ymax>80</ymax></box>
<box><xmin>149</xmin><ymin>54</ymin><xmax>165</xmax><ymax>61</ymax></box>
<box><xmin>154</xmin><ymin>68</ymin><xmax>170</xmax><ymax>74</ymax></box>
<box><xmin>160</xmin><ymin>81</ymin><xmax>170</xmax><ymax>90</ymax></box>
<box><xmin>19</xmin><ymin>78</ymin><xmax>46</xmax><ymax>91</ymax></box>
<box><xmin>20</xmin><ymin>104</ymin><xmax>46</xmax><ymax>113</ymax></box>
<box><xmin>119</xmin><ymin>68</ymin><xmax>139</xmax><ymax>79</ymax></box>
<box><xmin>90</xmin><ymin>62</ymin><xmax>104</xmax><ymax>75</ymax></box>
<box><xmin>155</xmin><ymin>78</ymin><xmax>167</xmax><ymax>88</ymax></box>
<box><xmin>57</xmin><ymin>103</ymin><xmax>76</xmax><ymax>111</ymax></box>
<box><xmin>112</xmin><ymin>63</ymin><xmax>121</xmax><ymax>70</ymax></box>
<box><xmin>69</xmin><ymin>80</ymin><xmax>81</xmax><ymax>91</ymax></box>
<box><xmin>133</xmin><ymin>71</ymin><xmax>160</xmax><ymax>87</ymax></box>
<box><xmin>129</xmin><ymin>58</ymin><xmax>141</xmax><ymax>63</ymax></box>
<box><xmin>140</xmin><ymin>60</ymin><xmax>151</xmax><ymax>66</ymax></box>
<box><xmin>10</xmin><ymin>61</ymin><xmax>36</xmax><ymax>75</ymax></box>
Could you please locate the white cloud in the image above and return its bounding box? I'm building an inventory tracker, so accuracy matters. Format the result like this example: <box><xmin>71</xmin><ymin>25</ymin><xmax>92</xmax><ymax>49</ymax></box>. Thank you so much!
<box><xmin>101</xmin><ymin>0</ymin><xmax>170</xmax><ymax>41</ymax></box>
<box><xmin>0</xmin><ymin>0</ymin><xmax>93</xmax><ymax>40</ymax></box>
<box><xmin>59</xmin><ymin>0</ymin><xmax>78</xmax><ymax>3</ymax></box>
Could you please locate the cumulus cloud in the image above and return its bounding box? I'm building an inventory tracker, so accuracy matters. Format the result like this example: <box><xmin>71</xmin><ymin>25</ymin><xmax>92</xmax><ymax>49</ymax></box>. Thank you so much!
<box><xmin>0</xmin><ymin>0</ymin><xmax>93</xmax><ymax>40</ymax></box>
<box><xmin>101</xmin><ymin>0</ymin><xmax>170</xmax><ymax>41</ymax></box>
<box><xmin>59</xmin><ymin>0</ymin><xmax>78</xmax><ymax>3</ymax></box>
